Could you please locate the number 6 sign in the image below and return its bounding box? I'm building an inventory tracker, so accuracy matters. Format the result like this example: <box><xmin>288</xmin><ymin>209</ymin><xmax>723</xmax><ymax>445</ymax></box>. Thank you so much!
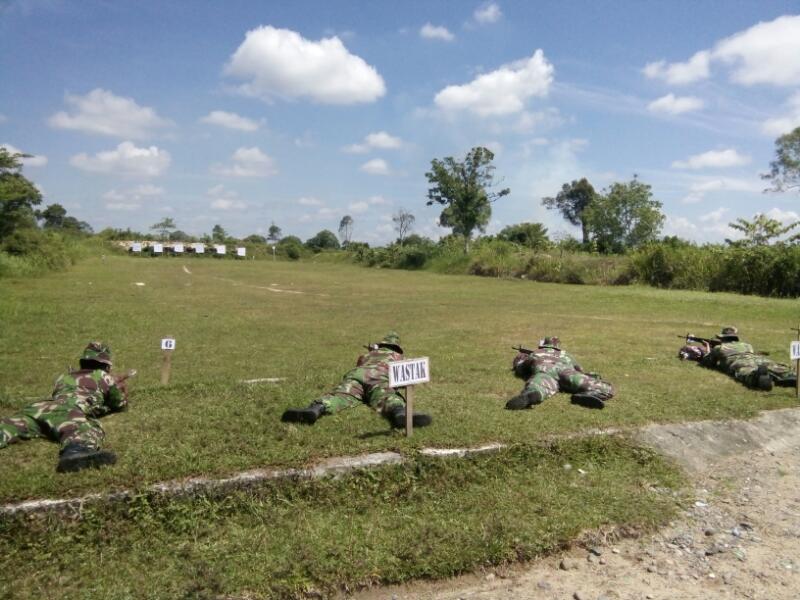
<box><xmin>160</xmin><ymin>337</ymin><xmax>176</xmax><ymax>384</ymax></box>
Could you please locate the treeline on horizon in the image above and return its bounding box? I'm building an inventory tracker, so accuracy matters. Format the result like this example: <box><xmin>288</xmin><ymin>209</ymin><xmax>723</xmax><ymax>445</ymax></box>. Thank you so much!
<box><xmin>2</xmin><ymin>128</ymin><xmax>800</xmax><ymax>298</ymax></box>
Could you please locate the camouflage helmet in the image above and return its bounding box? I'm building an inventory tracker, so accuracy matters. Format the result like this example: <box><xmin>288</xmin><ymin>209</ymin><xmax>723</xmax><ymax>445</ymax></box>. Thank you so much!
<box><xmin>376</xmin><ymin>331</ymin><xmax>403</xmax><ymax>353</ymax></box>
<box><xmin>715</xmin><ymin>326</ymin><xmax>739</xmax><ymax>341</ymax></box>
<box><xmin>80</xmin><ymin>341</ymin><xmax>113</xmax><ymax>367</ymax></box>
<box><xmin>539</xmin><ymin>336</ymin><xmax>561</xmax><ymax>350</ymax></box>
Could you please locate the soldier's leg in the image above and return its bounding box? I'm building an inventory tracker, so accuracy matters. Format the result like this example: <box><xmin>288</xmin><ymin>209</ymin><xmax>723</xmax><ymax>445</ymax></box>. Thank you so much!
<box><xmin>559</xmin><ymin>369</ymin><xmax>614</xmax><ymax>409</ymax></box>
<box><xmin>0</xmin><ymin>404</ymin><xmax>45</xmax><ymax>449</ymax></box>
<box><xmin>765</xmin><ymin>360</ymin><xmax>797</xmax><ymax>387</ymax></box>
<box><xmin>506</xmin><ymin>371</ymin><xmax>558</xmax><ymax>410</ymax></box>
<box><xmin>317</xmin><ymin>378</ymin><xmax>365</xmax><ymax>415</ymax></box>
<box><xmin>33</xmin><ymin>403</ymin><xmax>116</xmax><ymax>473</ymax></box>
<box><xmin>732</xmin><ymin>360</ymin><xmax>772</xmax><ymax>391</ymax></box>
<box><xmin>368</xmin><ymin>385</ymin><xmax>432</xmax><ymax>428</ymax></box>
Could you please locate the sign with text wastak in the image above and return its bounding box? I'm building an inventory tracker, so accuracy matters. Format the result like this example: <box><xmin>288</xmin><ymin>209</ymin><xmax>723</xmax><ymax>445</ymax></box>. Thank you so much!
<box><xmin>389</xmin><ymin>357</ymin><xmax>430</xmax><ymax>388</ymax></box>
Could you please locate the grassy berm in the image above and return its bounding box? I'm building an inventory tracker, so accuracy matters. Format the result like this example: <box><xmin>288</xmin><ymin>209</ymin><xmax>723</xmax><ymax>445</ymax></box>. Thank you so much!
<box><xmin>0</xmin><ymin>256</ymin><xmax>797</xmax><ymax>597</ymax></box>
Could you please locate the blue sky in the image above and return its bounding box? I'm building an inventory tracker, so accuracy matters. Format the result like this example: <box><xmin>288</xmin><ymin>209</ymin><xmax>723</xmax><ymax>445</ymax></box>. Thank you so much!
<box><xmin>2</xmin><ymin>0</ymin><xmax>799</xmax><ymax>244</ymax></box>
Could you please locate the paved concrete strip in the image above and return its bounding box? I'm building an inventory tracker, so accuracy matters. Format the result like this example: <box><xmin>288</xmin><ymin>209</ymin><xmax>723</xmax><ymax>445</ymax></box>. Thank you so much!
<box><xmin>634</xmin><ymin>406</ymin><xmax>800</xmax><ymax>473</ymax></box>
<box><xmin>5</xmin><ymin>407</ymin><xmax>800</xmax><ymax>517</ymax></box>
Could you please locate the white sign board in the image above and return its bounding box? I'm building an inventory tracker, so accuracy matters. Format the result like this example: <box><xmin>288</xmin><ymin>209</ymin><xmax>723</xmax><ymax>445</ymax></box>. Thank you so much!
<box><xmin>791</xmin><ymin>341</ymin><xmax>800</xmax><ymax>361</ymax></box>
<box><xmin>131</xmin><ymin>243</ymin><xmax>142</xmax><ymax>252</ymax></box>
<box><xmin>389</xmin><ymin>357</ymin><xmax>430</xmax><ymax>388</ymax></box>
<box><xmin>153</xmin><ymin>243</ymin><xmax>163</xmax><ymax>253</ymax></box>
<box><xmin>236</xmin><ymin>247</ymin><xmax>246</xmax><ymax>257</ymax></box>
<box><xmin>173</xmin><ymin>243</ymin><xmax>184</xmax><ymax>253</ymax></box>
<box><xmin>161</xmin><ymin>338</ymin><xmax>176</xmax><ymax>351</ymax></box>
<box><xmin>193</xmin><ymin>243</ymin><xmax>205</xmax><ymax>254</ymax></box>
<box><xmin>215</xmin><ymin>244</ymin><xmax>226</xmax><ymax>255</ymax></box>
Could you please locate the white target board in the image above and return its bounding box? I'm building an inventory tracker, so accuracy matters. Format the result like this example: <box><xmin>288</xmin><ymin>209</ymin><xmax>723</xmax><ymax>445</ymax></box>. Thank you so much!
<box><xmin>236</xmin><ymin>247</ymin><xmax>246</xmax><ymax>257</ymax></box>
<box><xmin>131</xmin><ymin>243</ymin><xmax>142</xmax><ymax>252</ymax></box>
<box><xmin>173</xmin><ymin>243</ymin><xmax>184</xmax><ymax>253</ymax></box>
<box><xmin>389</xmin><ymin>357</ymin><xmax>430</xmax><ymax>388</ymax></box>
<box><xmin>153</xmin><ymin>243</ymin><xmax>163</xmax><ymax>253</ymax></box>
<box><xmin>215</xmin><ymin>245</ymin><xmax>226</xmax><ymax>255</ymax></box>
<box><xmin>193</xmin><ymin>243</ymin><xmax>205</xmax><ymax>254</ymax></box>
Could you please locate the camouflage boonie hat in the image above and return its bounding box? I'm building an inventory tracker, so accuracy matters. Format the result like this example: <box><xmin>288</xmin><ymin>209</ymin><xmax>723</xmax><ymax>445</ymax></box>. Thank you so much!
<box><xmin>715</xmin><ymin>326</ymin><xmax>739</xmax><ymax>341</ymax></box>
<box><xmin>376</xmin><ymin>331</ymin><xmax>403</xmax><ymax>353</ymax></box>
<box><xmin>80</xmin><ymin>341</ymin><xmax>113</xmax><ymax>366</ymax></box>
<box><xmin>539</xmin><ymin>336</ymin><xmax>561</xmax><ymax>350</ymax></box>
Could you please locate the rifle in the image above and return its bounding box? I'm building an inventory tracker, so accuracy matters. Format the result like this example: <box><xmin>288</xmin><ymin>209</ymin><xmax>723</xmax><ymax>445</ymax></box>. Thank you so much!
<box><xmin>677</xmin><ymin>334</ymin><xmax>722</xmax><ymax>347</ymax></box>
<box><xmin>512</xmin><ymin>345</ymin><xmax>535</xmax><ymax>354</ymax></box>
<box><xmin>363</xmin><ymin>343</ymin><xmax>379</xmax><ymax>351</ymax></box>
<box><xmin>115</xmin><ymin>368</ymin><xmax>138</xmax><ymax>384</ymax></box>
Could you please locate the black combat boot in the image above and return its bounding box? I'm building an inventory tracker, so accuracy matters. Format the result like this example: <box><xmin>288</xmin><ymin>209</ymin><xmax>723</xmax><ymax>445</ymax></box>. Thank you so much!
<box><xmin>505</xmin><ymin>390</ymin><xmax>543</xmax><ymax>410</ymax></box>
<box><xmin>776</xmin><ymin>373</ymin><xmax>797</xmax><ymax>387</ymax></box>
<box><xmin>570</xmin><ymin>393</ymin><xmax>606</xmax><ymax>409</ymax></box>
<box><xmin>755</xmin><ymin>365</ymin><xmax>773</xmax><ymax>391</ymax></box>
<box><xmin>56</xmin><ymin>443</ymin><xmax>117</xmax><ymax>473</ymax></box>
<box><xmin>281</xmin><ymin>401</ymin><xmax>326</xmax><ymax>425</ymax></box>
<box><xmin>387</xmin><ymin>405</ymin><xmax>432</xmax><ymax>428</ymax></box>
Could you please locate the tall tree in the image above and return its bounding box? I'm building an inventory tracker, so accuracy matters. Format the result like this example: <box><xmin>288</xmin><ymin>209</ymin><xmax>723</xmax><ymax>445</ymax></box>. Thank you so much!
<box><xmin>425</xmin><ymin>146</ymin><xmax>509</xmax><ymax>252</ymax></box>
<box><xmin>763</xmin><ymin>126</ymin><xmax>800</xmax><ymax>192</ymax></box>
<box><xmin>541</xmin><ymin>178</ymin><xmax>597</xmax><ymax>244</ymax></box>
<box><xmin>267</xmin><ymin>222</ymin><xmax>282</xmax><ymax>243</ymax></box>
<box><xmin>726</xmin><ymin>213</ymin><xmax>799</xmax><ymax>246</ymax></box>
<box><xmin>338</xmin><ymin>215</ymin><xmax>353</xmax><ymax>245</ymax></box>
<box><xmin>306</xmin><ymin>229</ymin><xmax>340</xmax><ymax>252</ymax></box>
<box><xmin>151</xmin><ymin>217</ymin><xmax>177</xmax><ymax>240</ymax></box>
<box><xmin>584</xmin><ymin>176</ymin><xmax>665</xmax><ymax>254</ymax></box>
<box><xmin>211</xmin><ymin>224</ymin><xmax>227</xmax><ymax>243</ymax></box>
<box><xmin>37</xmin><ymin>203</ymin><xmax>67</xmax><ymax>229</ymax></box>
<box><xmin>0</xmin><ymin>146</ymin><xmax>42</xmax><ymax>240</ymax></box>
<box><xmin>392</xmin><ymin>208</ymin><xmax>415</xmax><ymax>246</ymax></box>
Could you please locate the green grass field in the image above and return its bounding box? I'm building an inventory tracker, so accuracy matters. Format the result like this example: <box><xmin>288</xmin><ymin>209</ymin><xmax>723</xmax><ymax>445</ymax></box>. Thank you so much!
<box><xmin>2</xmin><ymin>256</ymin><xmax>797</xmax><ymax>597</ymax></box>
<box><xmin>0</xmin><ymin>255</ymin><xmax>797</xmax><ymax>502</ymax></box>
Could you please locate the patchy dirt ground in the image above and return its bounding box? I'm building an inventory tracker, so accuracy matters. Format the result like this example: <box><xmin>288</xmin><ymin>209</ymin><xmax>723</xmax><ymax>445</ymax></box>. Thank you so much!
<box><xmin>351</xmin><ymin>412</ymin><xmax>800</xmax><ymax>600</ymax></box>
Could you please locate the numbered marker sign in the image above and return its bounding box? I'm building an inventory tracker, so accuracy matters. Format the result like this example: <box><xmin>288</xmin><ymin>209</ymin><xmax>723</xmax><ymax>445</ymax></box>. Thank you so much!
<box><xmin>389</xmin><ymin>357</ymin><xmax>430</xmax><ymax>388</ymax></box>
<box><xmin>153</xmin><ymin>243</ymin><xmax>163</xmax><ymax>254</ymax></box>
<box><xmin>173</xmin><ymin>243</ymin><xmax>184</xmax><ymax>253</ymax></box>
<box><xmin>791</xmin><ymin>341</ymin><xmax>800</xmax><ymax>360</ymax></box>
<box><xmin>236</xmin><ymin>247</ymin><xmax>246</xmax><ymax>257</ymax></box>
<box><xmin>193</xmin><ymin>243</ymin><xmax>205</xmax><ymax>254</ymax></box>
<box><xmin>161</xmin><ymin>338</ymin><xmax>176</xmax><ymax>351</ymax></box>
<box><xmin>215</xmin><ymin>245</ymin><xmax>226</xmax><ymax>255</ymax></box>
<box><xmin>131</xmin><ymin>243</ymin><xmax>142</xmax><ymax>252</ymax></box>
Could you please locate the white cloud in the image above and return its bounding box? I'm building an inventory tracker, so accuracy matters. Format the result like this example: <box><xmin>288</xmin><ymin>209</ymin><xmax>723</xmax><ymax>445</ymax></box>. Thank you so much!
<box><xmin>663</xmin><ymin>216</ymin><xmax>698</xmax><ymax>237</ymax></box>
<box><xmin>103</xmin><ymin>184</ymin><xmax>165</xmax><ymax>210</ymax></box>
<box><xmin>765</xmin><ymin>208</ymin><xmax>800</xmax><ymax>224</ymax></box>
<box><xmin>434</xmin><ymin>50</ymin><xmax>553</xmax><ymax>117</ymax></box>
<box><xmin>762</xmin><ymin>92</ymin><xmax>800</xmax><ymax>136</ymax></box>
<box><xmin>643</xmin><ymin>15</ymin><xmax>800</xmax><ymax>87</ymax></box>
<box><xmin>342</xmin><ymin>131</ymin><xmax>403</xmax><ymax>153</ymax></box>
<box><xmin>699</xmin><ymin>207</ymin><xmax>728</xmax><ymax>223</ymax></box>
<box><xmin>49</xmin><ymin>89</ymin><xmax>172</xmax><ymax>139</ymax></box>
<box><xmin>0</xmin><ymin>114</ymin><xmax>6</xmax><ymax>123</ymax></box>
<box><xmin>713</xmin><ymin>15</ymin><xmax>800</xmax><ymax>86</ymax></box>
<box><xmin>474</xmin><ymin>2</ymin><xmax>502</xmax><ymax>24</ymax></box>
<box><xmin>368</xmin><ymin>195</ymin><xmax>389</xmax><ymax>205</ymax></box>
<box><xmin>70</xmin><ymin>141</ymin><xmax>171</xmax><ymax>177</ymax></box>
<box><xmin>643</xmin><ymin>51</ymin><xmax>711</xmax><ymax>85</ymax></box>
<box><xmin>200</xmin><ymin>110</ymin><xmax>262</xmax><ymax>132</ymax></box>
<box><xmin>360</xmin><ymin>158</ymin><xmax>390</xmax><ymax>175</ymax></box>
<box><xmin>672</xmin><ymin>148</ymin><xmax>751</xmax><ymax>170</ymax></box>
<box><xmin>297</xmin><ymin>196</ymin><xmax>322</xmax><ymax>206</ymax></box>
<box><xmin>212</xmin><ymin>146</ymin><xmax>277</xmax><ymax>177</ymax></box>
<box><xmin>0</xmin><ymin>143</ymin><xmax>47</xmax><ymax>167</ymax></box>
<box><xmin>349</xmin><ymin>201</ymin><xmax>369</xmax><ymax>213</ymax></box>
<box><xmin>420</xmin><ymin>23</ymin><xmax>454</xmax><ymax>41</ymax></box>
<box><xmin>207</xmin><ymin>184</ymin><xmax>247</xmax><ymax>210</ymax></box>
<box><xmin>680</xmin><ymin>177</ymin><xmax>761</xmax><ymax>203</ymax></box>
<box><xmin>647</xmin><ymin>94</ymin><xmax>704</xmax><ymax>115</ymax></box>
<box><xmin>224</xmin><ymin>25</ymin><xmax>386</xmax><ymax>104</ymax></box>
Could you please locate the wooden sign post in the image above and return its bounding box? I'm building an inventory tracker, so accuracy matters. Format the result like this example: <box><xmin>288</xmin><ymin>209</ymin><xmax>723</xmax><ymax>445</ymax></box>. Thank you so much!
<box><xmin>790</xmin><ymin>325</ymin><xmax>800</xmax><ymax>399</ymax></box>
<box><xmin>160</xmin><ymin>336</ymin><xmax>176</xmax><ymax>385</ymax></box>
<box><xmin>388</xmin><ymin>357</ymin><xmax>430</xmax><ymax>437</ymax></box>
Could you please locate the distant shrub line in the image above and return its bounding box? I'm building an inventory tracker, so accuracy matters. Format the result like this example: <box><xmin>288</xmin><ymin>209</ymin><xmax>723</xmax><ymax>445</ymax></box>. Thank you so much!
<box><xmin>347</xmin><ymin>238</ymin><xmax>800</xmax><ymax>298</ymax></box>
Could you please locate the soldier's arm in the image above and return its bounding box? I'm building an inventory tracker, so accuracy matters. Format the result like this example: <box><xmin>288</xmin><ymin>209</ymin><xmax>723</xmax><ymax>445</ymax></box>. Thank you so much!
<box><xmin>512</xmin><ymin>352</ymin><xmax>533</xmax><ymax>379</ymax></box>
<box><xmin>102</xmin><ymin>372</ymin><xmax>129</xmax><ymax>412</ymax></box>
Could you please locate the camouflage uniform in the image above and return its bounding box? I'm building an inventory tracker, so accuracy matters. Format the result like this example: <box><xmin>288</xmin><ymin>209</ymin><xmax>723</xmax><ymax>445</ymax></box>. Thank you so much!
<box><xmin>281</xmin><ymin>332</ymin><xmax>432</xmax><ymax>428</ymax></box>
<box><xmin>698</xmin><ymin>326</ymin><xmax>796</xmax><ymax>390</ymax></box>
<box><xmin>0</xmin><ymin>342</ymin><xmax>128</xmax><ymax>472</ymax></box>
<box><xmin>507</xmin><ymin>336</ymin><xmax>614</xmax><ymax>410</ymax></box>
